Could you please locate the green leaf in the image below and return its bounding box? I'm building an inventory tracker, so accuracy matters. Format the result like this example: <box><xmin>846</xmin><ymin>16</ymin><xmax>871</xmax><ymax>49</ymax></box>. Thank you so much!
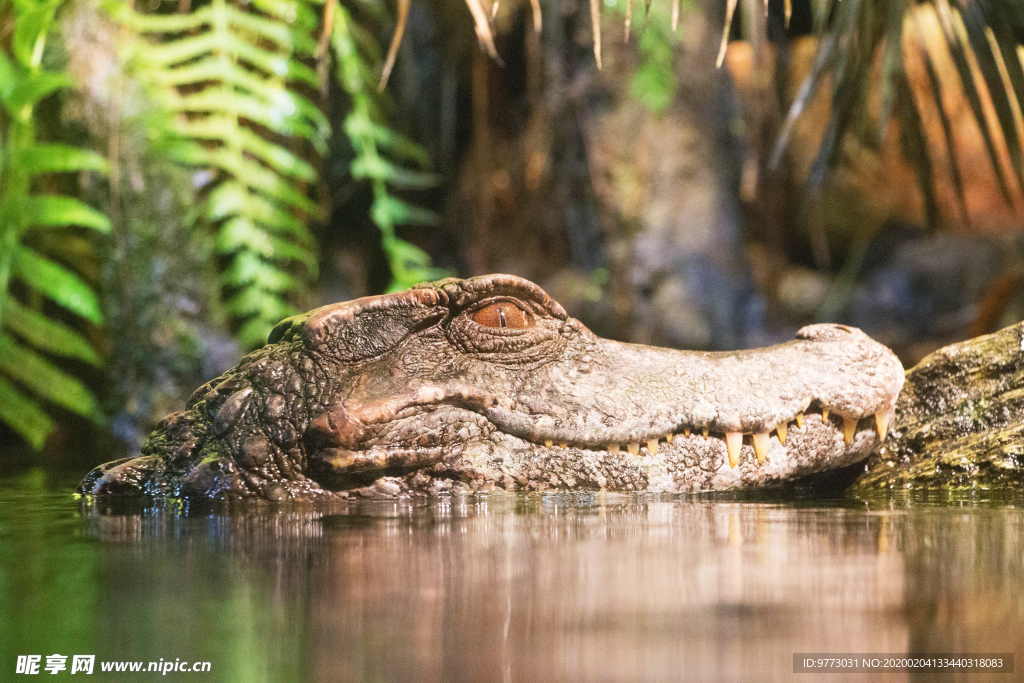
<box><xmin>235</xmin><ymin>315</ymin><xmax>276</xmax><ymax>350</ymax></box>
<box><xmin>0</xmin><ymin>334</ymin><xmax>99</xmax><ymax>420</ymax></box>
<box><xmin>6</xmin><ymin>71</ymin><xmax>72</xmax><ymax>112</ymax></box>
<box><xmin>21</xmin><ymin>144</ymin><xmax>109</xmax><ymax>175</ymax></box>
<box><xmin>25</xmin><ymin>196</ymin><xmax>112</xmax><ymax>233</ymax></box>
<box><xmin>214</xmin><ymin>215</ymin><xmax>274</xmax><ymax>256</ymax></box>
<box><xmin>159</xmin><ymin>58</ymin><xmax>329</xmax><ymax>141</ymax></box>
<box><xmin>268</xmin><ymin>236</ymin><xmax>318</xmax><ymax>275</ymax></box>
<box><xmin>248</xmin><ymin>0</ymin><xmax>320</xmax><ymax>27</ymax></box>
<box><xmin>214</xmin><ymin>216</ymin><xmax>316</xmax><ymax>272</ymax></box>
<box><xmin>4</xmin><ymin>298</ymin><xmax>102</xmax><ymax>365</ymax></box>
<box><xmin>142</xmin><ymin>33</ymin><xmax>220</xmax><ymax>68</ymax></box>
<box><xmin>224</xmin><ymin>287</ymin><xmax>297</xmax><ymax>319</ymax></box>
<box><xmin>222</xmin><ymin>4</ymin><xmax>317</xmax><ymax>53</ymax></box>
<box><xmin>230</xmin><ymin>36</ymin><xmax>320</xmax><ymax>87</ymax></box>
<box><xmin>343</xmin><ymin>114</ymin><xmax>431</xmax><ymax>166</ymax></box>
<box><xmin>119</xmin><ymin>5</ymin><xmax>213</xmax><ymax>33</ymax></box>
<box><xmin>222</xmin><ymin>252</ymin><xmax>299</xmax><ymax>291</ymax></box>
<box><xmin>629</xmin><ymin>60</ymin><xmax>676</xmax><ymax>114</ymax></box>
<box><xmin>178</xmin><ymin>146</ymin><xmax>319</xmax><ymax>215</ymax></box>
<box><xmin>333</xmin><ymin>0</ymin><xmax>443</xmax><ymax>294</ymax></box>
<box><xmin>372</xmin><ymin>195</ymin><xmax>438</xmax><ymax>227</ymax></box>
<box><xmin>12</xmin><ymin>248</ymin><xmax>103</xmax><ymax>324</ymax></box>
<box><xmin>126</xmin><ymin>0</ymin><xmax>327</xmax><ymax>350</ymax></box>
<box><xmin>171</xmin><ymin>119</ymin><xmax>317</xmax><ymax>181</ymax></box>
<box><xmin>0</xmin><ymin>52</ymin><xmax>21</xmax><ymax>106</ymax></box>
<box><xmin>206</xmin><ymin>182</ymin><xmax>312</xmax><ymax>241</ymax></box>
<box><xmin>0</xmin><ymin>375</ymin><xmax>52</xmax><ymax>449</ymax></box>
<box><xmin>12</xmin><ymin>2</ymin><xmax>57</xmax><ymax>68</ymax></box>
<box><xmin>168</xmin><ymin>89</ymin><xmax>327</xmax><ymax>153</ymax></box>
<box><xmin>384</xmin><ymin>236</ymin><xmax>432</xmax><ymax>268</ymax></box>
<box><xmin>351</xmin><ymin>156</ymin><xmax>438</xmax><ymax>188</ymax></box>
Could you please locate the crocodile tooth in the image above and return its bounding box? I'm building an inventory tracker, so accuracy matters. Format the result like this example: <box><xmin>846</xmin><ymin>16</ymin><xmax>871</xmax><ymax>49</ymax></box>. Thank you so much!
<box><xmin>544</xmin><ymin>439</ymin><xmax>553</xmax><ymax>447</ymax></box>
<box><xmin>702</xmin><ymin>427</ymin><xmax>709</xmax><ymax>439</ymax></box>
<box><xmin>665</xmin><ymin>433</ymin><xmax>674</xmax><ymax>443</ymax></box>
<box><xmin>875</xmin><ymin>410</ymin><xmax>892</xmax><ymax>440</ymax></box>
<box><xmin>776</xmin><ymin>422</ymin><xmax>787</xmax><ymax>445</ymax></box>
<box><xmin>647</xmin><ymin>439</ymin><xmax>658</xmax><ymax>455</ymax></box>
<box><xmin>558</xmin><ymin>441</ymin><xmax>568</xmax><ymax>448</ymax></box>
<box><xmin>608</xmin><ymin>444</ymin><xmax>620</xmax><ymax>454</ymax></box>
<box><xmin>795</xmin><ymin>412</ymin><xmax>804</xmax><ymax>428</ymax></box>
<box><xmin>821</xmin><ymin>407</ymin><xmax>830</xmax><ymax>421</ymax></box>
<box><xmin>752</xmin><ymin>432</ymin><xmax>769</xmax><ymax>463</ymax></box>
<box><xmin>725</xmin><ymin>432</ymin><xmax>742</xmax><ymax>468</ymax></box>
<box><xmin>683</xmin><ymin>428</ymin><xmax>691</xmax><ymax>437</ymax></box>
<box><xmin>843</xmin><ymin>416</ymin><xmax>857</xmax><ymax>444</ymax></box>
<box><xmin>627</xmin><ymin>442</ymin><xmax>640</xmax><ymax>456</ymax></box>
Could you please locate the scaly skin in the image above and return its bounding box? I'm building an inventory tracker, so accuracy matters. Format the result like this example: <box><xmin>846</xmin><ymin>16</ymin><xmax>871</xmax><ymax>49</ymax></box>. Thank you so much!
<box><xmin>78</xmin><ymin>274</ymin><xmax>904</xmax><ymax>500</ymax></box>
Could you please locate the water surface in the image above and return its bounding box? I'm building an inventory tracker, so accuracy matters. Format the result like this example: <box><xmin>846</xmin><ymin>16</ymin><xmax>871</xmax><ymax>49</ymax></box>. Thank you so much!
<box><xmin>2</xmin><ymin>469</ymin><xmax>1022</xmax><ymax>682</ymax></box>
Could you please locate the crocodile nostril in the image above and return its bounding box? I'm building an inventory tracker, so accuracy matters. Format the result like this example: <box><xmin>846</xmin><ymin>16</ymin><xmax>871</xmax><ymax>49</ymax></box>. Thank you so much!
<box><xmin>795</xmin><ymin>323</ymin><xmax>867</xmax><ymax>342</ymax></box>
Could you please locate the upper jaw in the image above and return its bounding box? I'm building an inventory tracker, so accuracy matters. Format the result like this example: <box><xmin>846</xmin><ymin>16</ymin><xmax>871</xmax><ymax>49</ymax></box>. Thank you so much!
<box><xmin>479</xmin><ymin>325</ymin><xmax>903</xmax><ymax>451</ymax></box>
<box><xmin>315</xmin><ymin>323</ymin><xmax>903</xmax><ymax>477</ymax></box>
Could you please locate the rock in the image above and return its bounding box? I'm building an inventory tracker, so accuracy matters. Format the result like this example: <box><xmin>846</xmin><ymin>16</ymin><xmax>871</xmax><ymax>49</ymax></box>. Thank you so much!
<box><xmin>856</xmin><ymin>320</ymin><xmax>1024</xmax><ymax>491</ymax></box>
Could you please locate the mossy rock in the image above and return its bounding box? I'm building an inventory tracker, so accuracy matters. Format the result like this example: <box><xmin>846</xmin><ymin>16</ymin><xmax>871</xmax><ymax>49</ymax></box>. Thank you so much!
<box><xmin>856</xmin><ymin>321</ymin><xmax>1024</xmax><ymax>491</ymax></box>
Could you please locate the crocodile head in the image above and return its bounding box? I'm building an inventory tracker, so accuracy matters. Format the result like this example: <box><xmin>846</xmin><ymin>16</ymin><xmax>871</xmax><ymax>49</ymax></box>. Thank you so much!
<box><xmin>78</xmin><ymin>274</ymin><xmax>904</xmax><ymax>500</ymax></box>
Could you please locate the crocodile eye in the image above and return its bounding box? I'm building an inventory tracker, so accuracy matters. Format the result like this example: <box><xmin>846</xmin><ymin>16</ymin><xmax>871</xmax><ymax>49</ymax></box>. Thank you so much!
<box><xmin>471</xmin><ymin>301</ymin><xmax>534</xmax><ymax>329</ymax></box>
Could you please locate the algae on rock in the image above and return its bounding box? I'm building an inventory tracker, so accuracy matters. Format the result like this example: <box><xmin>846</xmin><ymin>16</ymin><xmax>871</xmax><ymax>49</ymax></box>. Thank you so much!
<box><xmin>857</xmin><ymin>321</ymin><xmax>1024</xmax><ymax>491</ymax></box>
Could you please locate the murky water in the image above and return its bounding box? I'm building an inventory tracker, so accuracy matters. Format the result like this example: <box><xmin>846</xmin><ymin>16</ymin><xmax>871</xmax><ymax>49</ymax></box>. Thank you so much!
<box><xmin>2</xmin><ymin>469</ymin><xmax>1023</xmax><ymax>682</ymax></box>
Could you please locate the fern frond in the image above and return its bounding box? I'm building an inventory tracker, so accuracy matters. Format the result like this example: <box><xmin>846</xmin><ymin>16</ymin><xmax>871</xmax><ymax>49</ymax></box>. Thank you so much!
<box><xmin>0</xmin><ymin>377</ymin><xmax>52</xmax><ymax>450</ymax></box>
<box><xmin>123</xmin><ymin>0</ymin><xmax>325</xmax><ymax>347</ymax></box>
<box><xmin>0</xmin><ymin>335</ymin><xmax>99</xmax><ymax>419</ymax></box>
<box><xmin>4</xmin><ymin>299</ymin><xmax>101</xmax><ymax>366</ymax></box>
<box><xmin>332</xmin><ymin>2</ymin><xmax>448</xmax><ymax>291</ymax></box>
<box><xmin>0</xmin><ymin>0</ymin><xmax>105</xmax><ymax>449</ymax></box>
<box><xmin>11</xmin><ymin>249</ymin><xmax>104</xmax><ymax>324</ymax></box>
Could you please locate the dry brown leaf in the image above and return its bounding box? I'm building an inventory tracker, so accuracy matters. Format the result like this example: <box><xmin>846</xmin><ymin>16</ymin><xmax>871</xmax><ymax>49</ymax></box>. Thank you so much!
<box><xmin>464</xmin><ymin>0</ymin><xmax>500</xmax><ymax>59</ymax></box>
<box><xmin>379</xmin><ymin>0</ymin><xmax>409</xmax><ymax>90</ymax></box>
<box><xmin>529</xmin><ymin>0</ymin><xmax>541</xmax><ymax>32</ymax></box>
<box><xmin>717</xmin><ymin>0</ymin><xmax>739</xmax><ymax>68</ymax></box>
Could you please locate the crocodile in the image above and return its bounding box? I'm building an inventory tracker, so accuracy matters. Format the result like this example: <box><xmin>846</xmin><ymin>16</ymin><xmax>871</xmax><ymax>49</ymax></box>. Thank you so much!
<box><xmin>78</xmin><ymin>274</ymin><xmax>904</xmax><ymax>501</ymax></box>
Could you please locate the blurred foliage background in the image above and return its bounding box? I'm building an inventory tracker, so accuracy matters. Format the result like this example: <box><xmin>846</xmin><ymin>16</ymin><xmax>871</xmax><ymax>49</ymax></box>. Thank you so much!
<box><xmin>2</xmin><ymin>0</ymin><xmax>1024</xmax><ymax>465</ymax></box>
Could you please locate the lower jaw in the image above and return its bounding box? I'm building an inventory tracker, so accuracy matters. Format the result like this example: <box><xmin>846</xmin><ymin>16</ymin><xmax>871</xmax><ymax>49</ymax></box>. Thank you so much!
<box><xmin>338</xmin><ymin>415</ymin><xmax>878</xmax><ymax>496</ymax></box>
<box><xmin>511</xmin><ymin>406</ymin><xmax>889</xmax><ymax>471</ymax></box>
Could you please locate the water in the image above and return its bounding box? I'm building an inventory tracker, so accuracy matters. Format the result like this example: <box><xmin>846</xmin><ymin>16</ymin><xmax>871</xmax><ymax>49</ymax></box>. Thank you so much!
<box><xmin>2</xmin><ymin>469</ymin><xmax>1023</xmax><ymax>682</ymax></box>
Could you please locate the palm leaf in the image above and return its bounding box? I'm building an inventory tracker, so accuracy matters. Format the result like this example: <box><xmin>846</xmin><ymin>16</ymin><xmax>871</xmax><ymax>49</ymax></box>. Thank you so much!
<box><xmin>728</xmin><ymin>0</ymin><xmax>1024</xmax><ymax>230</ymax></box>
<box><xmin>933</xmin><ymin>0</ymin><xmax>1011</xmax><ymax>204</ymax></box>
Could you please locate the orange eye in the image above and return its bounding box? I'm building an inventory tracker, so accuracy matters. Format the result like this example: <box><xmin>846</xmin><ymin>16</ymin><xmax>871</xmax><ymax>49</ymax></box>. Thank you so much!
<box><xmin>471</xmin><ymin>302</ymin><xmax>534</xmax><ymax>329</ymax></box>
